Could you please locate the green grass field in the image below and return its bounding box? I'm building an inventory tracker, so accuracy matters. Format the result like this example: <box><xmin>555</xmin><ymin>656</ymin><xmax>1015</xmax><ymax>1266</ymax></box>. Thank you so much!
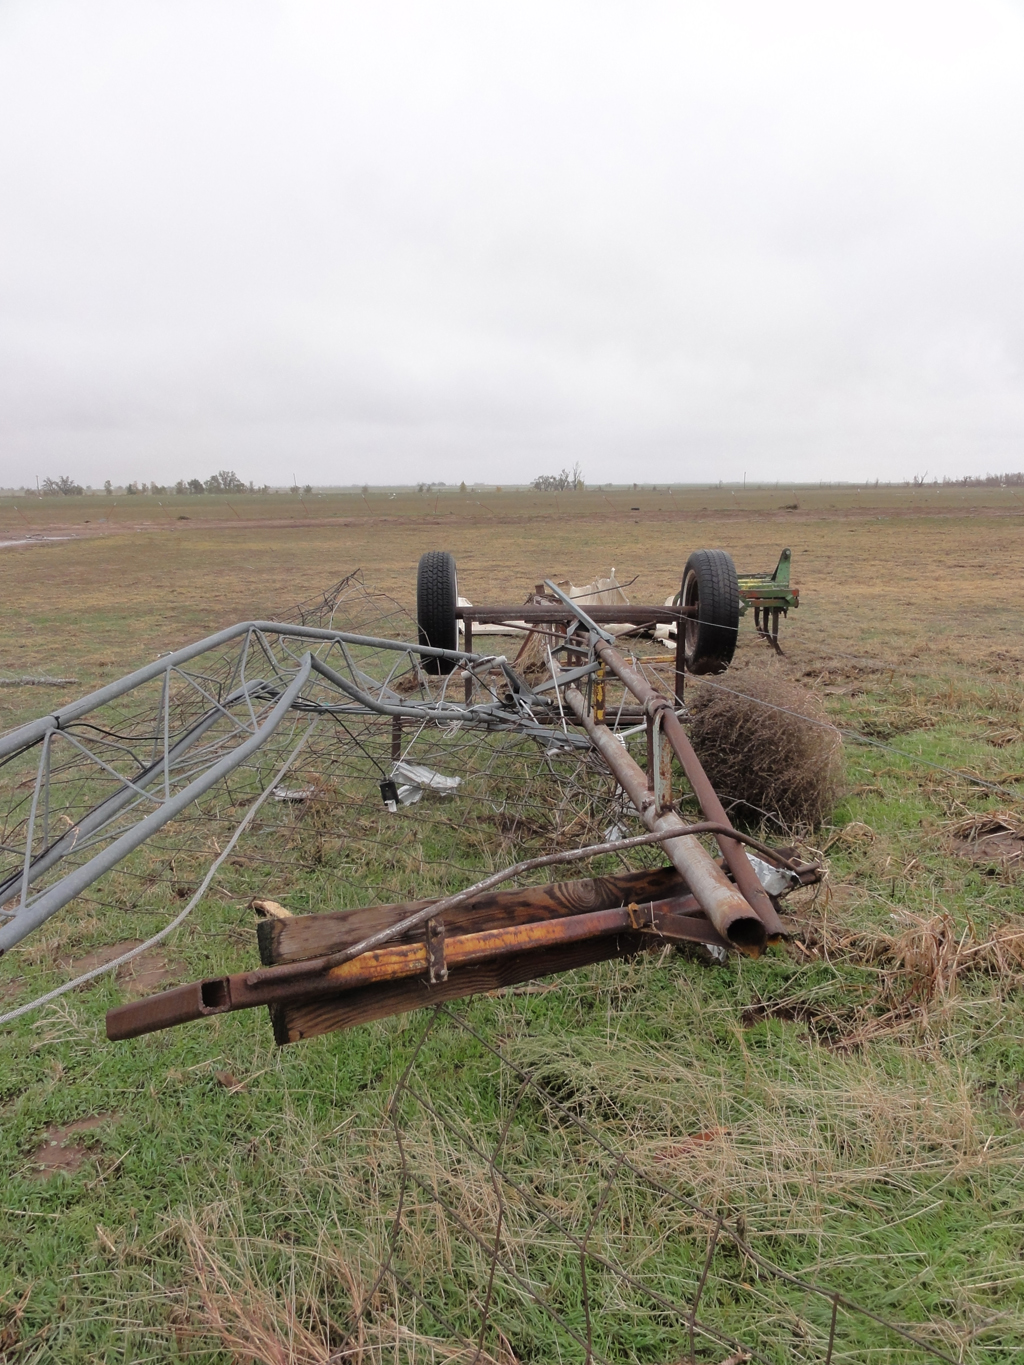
<box><xmin>0</xmin><ymin>486</ymin><xmax>1022</xmax><ymax>1362</ymax></box>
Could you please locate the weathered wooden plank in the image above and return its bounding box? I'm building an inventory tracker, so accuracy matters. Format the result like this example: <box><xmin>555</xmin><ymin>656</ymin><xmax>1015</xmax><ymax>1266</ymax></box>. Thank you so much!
<box><xmin>258</xmin><ymin>865</ymin><xmax>690</xmax><ymax>966</ymax></box>
<box><xmin>270</xmin><ymin>931</ymin><xmax>652</xmax><ymax>1044</ymax></box>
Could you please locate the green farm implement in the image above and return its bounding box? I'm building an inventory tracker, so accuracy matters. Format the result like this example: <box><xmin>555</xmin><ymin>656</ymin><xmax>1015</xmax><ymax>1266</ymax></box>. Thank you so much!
<box><xmin>736</xmin><ymin>547</ymin><xmax>799</xmax><ymax>653</ymax></box>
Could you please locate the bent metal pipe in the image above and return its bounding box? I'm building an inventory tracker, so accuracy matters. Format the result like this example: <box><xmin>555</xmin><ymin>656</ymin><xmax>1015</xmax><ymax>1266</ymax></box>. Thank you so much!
<box><xmin>591</xmin><ymin>639</ymin><xmax>787</xmax><ymax>938</ymax></box>
<box><xmin>561</xmin><ymin>686</ymin><xmax>767</xmax><ymax>954</ymax></box>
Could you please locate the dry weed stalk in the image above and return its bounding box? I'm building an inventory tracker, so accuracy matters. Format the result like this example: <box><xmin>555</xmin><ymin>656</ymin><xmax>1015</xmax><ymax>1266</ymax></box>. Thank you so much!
<box><xmin>175</xmin><ymin>1209</ymin><xmax>510</xmax><ymax>1365</ymax></box>
<box><xmin>785</xmin><ymin>904</ymin><xmax>1024</xmax><ymax>1054</ymax></box>
<box><xmin>809</xmin><ymin>910</ymin><xmax>1024</xmax><ymax>1007</ymax></box>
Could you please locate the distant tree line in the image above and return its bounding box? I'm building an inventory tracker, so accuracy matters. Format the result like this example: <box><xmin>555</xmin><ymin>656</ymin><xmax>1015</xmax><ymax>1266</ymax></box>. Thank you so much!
<box><xmin>31</xmin><ymin>468</ymin><xmax>1023</xmax><ymax>498</ymax></box>
<box><xmin>937</xmin><ymin>472</ymin><xmax>1024</xmax><ymax>487</ymax></box>
<box><xmin>168</xmin><ymin>471</ymin><xmax>254</xmax><ymax>495</ymax></box>
<box><xmin>40</xmin><ymin>476</ymin><xmax>84</xmax><ymax>495</ymax></box>
<box><xmin>36</xmin><ymin>470</ymin><xmax>264</xmax><ymax>495</ymax></box>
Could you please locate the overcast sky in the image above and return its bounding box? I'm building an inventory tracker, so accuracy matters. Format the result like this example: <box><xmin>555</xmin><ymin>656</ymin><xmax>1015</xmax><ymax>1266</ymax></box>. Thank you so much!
<box><xmin>2</xmin><ymin>1</ymin><xmax>1023</xmax><ymax>488</ymax></box>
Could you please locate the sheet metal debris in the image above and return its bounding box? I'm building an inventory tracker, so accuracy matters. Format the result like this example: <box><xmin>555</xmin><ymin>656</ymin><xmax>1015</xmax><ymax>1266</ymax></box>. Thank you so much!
<box><xmin>390</xmin><ymin>760</ymin><xmax>462</xmax><ymax>806</ymax></box>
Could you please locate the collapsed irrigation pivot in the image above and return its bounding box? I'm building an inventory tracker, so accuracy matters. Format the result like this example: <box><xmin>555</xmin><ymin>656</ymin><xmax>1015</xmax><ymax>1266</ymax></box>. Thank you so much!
<box><xmin>0</xmin><ymin>545</ymin><xmax>812</xmax><ymax>1041</ymax></box>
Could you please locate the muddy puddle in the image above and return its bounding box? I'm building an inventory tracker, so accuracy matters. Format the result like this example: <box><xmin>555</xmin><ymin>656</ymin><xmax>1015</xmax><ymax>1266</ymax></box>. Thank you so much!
<box><xmin>29</xmin><ymin>1113</ymin><xmax>119</xmax><ymax>1178</ymax></box>
<box><xmin>63</xmin><ymin>941</ymin><xmax>184</xmax><ymax>995</ymax></box>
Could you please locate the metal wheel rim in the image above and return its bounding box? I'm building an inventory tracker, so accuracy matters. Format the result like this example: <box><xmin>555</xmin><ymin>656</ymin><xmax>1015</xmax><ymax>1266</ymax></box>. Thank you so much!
<box><xmin>682</xmin><ymin>568</ymin><xmax>700</xmax><ymax>658</ymax></box>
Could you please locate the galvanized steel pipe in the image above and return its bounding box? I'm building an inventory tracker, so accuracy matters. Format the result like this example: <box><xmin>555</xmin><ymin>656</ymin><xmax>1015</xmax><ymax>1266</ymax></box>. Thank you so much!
<box><xmin>0</xmin><ymin>655</ymin><xmax>316</xmax><ymax>954</ymax></box>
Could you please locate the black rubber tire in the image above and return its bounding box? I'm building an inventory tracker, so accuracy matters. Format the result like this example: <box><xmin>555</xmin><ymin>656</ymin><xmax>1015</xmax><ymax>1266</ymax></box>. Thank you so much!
<box><xmin>416</xmin><ymin>551</ymin><xmax>459</xmax><ymax>674</ymax></box>
<box><xmin>680</xmin><ymin>549</ymin><xmax>739</xmax><ymax>674</ymax></box>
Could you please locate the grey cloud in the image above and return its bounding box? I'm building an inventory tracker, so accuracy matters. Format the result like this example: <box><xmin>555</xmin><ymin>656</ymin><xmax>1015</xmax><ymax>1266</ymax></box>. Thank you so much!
<box><xmin>1</xmin><ymin>0</ymin><xmax>1023</xmax><ymax>487</ymax></box>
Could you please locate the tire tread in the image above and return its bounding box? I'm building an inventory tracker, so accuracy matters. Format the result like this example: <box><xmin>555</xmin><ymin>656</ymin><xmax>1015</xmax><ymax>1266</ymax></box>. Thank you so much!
<box><xmin>682</xmin><ymin>548</ymin><xmax>739</xmax><ymax>674</ymax></box>
<box><xmin>416</xmin><ymin>551</ymin><xmax>459</xmax><ymax>674</ymax></box>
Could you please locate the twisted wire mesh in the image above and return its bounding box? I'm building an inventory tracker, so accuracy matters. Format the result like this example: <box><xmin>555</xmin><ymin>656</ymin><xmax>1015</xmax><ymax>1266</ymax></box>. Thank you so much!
<box><xmin>0</xmin><ymin>571</ymin><xmax>650</xmax><ymax>999</ymax></box>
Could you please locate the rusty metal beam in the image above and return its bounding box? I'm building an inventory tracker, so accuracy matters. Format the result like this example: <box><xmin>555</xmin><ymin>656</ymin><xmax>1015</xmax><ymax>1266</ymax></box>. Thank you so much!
<box><xmin>456</xmin><ymin>606</ymin><xmax>689</xmax><ymax>625</ymax></box>
<box><xmin>105</xmin><ymin>894</ymin><xmax>728</xmax><ymax>1041</ymax></box>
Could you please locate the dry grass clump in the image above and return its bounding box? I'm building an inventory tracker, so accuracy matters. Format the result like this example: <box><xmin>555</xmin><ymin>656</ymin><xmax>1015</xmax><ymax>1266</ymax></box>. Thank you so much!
<box><xmin>946</xmin><ymin>810</ymin><xmax>1024</xmax><ymax>870</ymax></box>
<box><xmin>172</xmin><ymin>1201</ymin><xmax>511</xmax><ymax>1365</ymax></box>
<box><xmin>787</xmin><ymin>907</ymin><xmax>1024</xmax><ymax>1049</ymax></box>
<box><xmin>873</xmin><ymin>911</ymin><xmax>1024</xmax><ymax>1001</ymax></box>
<box><xmin>686</xmin><ymin>673</ymin><xmax>843</xmax><ymax>829</ymax></box>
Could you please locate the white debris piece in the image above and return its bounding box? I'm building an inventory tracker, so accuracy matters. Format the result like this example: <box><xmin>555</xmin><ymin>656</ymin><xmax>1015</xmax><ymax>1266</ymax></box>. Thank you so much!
<box><xmin>272</xmin><ymin>785</ymin><xmax>315</xmax><ymax>802</ymax></box>
<box><xmin>746</xmin><ymin>853</ymin><xmax>801</xmax><ymax>897</ymax></box>
<box><xmin>391</xmin><ymin>761</ymin><xmax>462</xmax><ymax>806</ymax></box>
<box><xmin>654</xmin><ymin>594</ymin><xmax>679</xmax><ymax>642</ymax></box>
<box><xmin>456</xmin><ymin>596</ymin><xmax>476</xmax><ymax>637</ymax></box>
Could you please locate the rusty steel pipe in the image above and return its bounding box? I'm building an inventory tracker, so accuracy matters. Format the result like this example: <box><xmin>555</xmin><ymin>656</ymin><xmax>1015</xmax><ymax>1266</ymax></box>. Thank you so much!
<box><xmin>455</xmin><ymin>605</ymin><xmax>692</xmax><ymax>625</ymax></box>
<box><xmin>591</xmin><ymin>641</ymin><xmax>787</xmax><ymax>938</ymax></box>
<box><xmin>562</xmin><ymin>687</ymin><xmax>767</xmax><ymax>954</ymax></box>
<box><xmin>106</xmin><ymin>895</ymin><xmax>722</xmax><ymax>1041</ymax></box>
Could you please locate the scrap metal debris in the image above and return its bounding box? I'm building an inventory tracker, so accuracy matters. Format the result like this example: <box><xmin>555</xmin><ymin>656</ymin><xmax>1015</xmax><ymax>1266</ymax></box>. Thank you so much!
<box><xmin>390</xmin><ymin>760</ymin><xmax>462</xmax><ymax>806</ymax></box>
<box><xmin>0</xmin><ymin>550</ymin><xmax>822</xmax><ymax>1052</ymax></box>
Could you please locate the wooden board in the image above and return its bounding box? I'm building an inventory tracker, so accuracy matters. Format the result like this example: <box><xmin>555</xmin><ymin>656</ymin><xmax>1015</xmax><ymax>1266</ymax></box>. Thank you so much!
<box><xmin>270</xmin><ymin>930</ymin><xmax>651</xmax><ymax>1043</ymax></box>
<box><xmin>257</xmin><ymin>864</ymin><xmax>691</xmax><ymax>966</ymax></box>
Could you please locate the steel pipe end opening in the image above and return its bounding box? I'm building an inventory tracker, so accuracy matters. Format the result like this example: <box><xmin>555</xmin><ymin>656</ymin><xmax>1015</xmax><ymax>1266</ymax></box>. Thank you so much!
<box><xmin>726</xmin><ymin>916</ymin><xmax>768</xmax><ymax>955</ymax></box>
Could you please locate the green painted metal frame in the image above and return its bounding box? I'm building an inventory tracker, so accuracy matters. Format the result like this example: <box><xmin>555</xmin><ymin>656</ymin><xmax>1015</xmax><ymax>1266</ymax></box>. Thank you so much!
<box><xmin>736</xmin><ymin>547</ymin><xmax>799</xmax><ymax>616</ymax></box>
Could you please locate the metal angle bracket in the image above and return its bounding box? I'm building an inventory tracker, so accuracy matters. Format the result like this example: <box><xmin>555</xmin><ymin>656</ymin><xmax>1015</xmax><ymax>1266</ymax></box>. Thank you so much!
<box><xmin>646</xmin><ymin>707</ymin><xmax>673</xmax><ymax>815</ymax></box>
<box><xmin>425</xmin><ymin>917</ymin><xmax>448</xmax><ymax>983</ymax></box>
